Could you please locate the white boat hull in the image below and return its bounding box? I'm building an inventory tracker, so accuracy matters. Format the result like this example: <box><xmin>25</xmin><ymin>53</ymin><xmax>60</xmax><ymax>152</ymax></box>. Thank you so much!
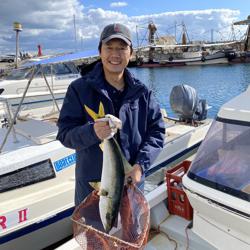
<box><xmin>1</xmin><ymin>209</ymin><xmax>74</xmax><ymax>250</ymax></box>
<box><xmin>183</xmin><ymin>176</ymin><xmax>250</xmax><ymax>250</ymax></box>
<box><xmin>185</xmin><ymin>57</ymin><xmax>228</xmax><ymax>65</ymax></box>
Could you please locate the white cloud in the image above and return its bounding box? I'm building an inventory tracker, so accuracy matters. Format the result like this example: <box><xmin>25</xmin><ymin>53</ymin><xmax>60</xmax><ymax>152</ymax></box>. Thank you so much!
<box><xmin>110</xmin><ymin>2</ymin><xmax>128</xmax><ymax>8</ymax></box>
<box><xmin>0</xmin><ymin>0</ymin><xmax>85</xmax><ymax>54</ymax></box>
<box><xmin>0</xmin><ymin>2</ymin><xmax>246</xmax><ymax>55</ymax></box>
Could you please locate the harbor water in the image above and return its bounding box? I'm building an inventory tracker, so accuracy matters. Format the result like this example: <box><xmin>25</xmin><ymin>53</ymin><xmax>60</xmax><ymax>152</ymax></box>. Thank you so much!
<box><xmin>129</xmin><ymin>63</ymin><xmax>250</xmax><ymax>118</ymax></box>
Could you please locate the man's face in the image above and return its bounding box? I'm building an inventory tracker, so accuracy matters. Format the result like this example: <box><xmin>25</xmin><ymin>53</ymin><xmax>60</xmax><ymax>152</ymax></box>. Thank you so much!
<box><xmin>100</xmin><ymin>39</ymin><xmax>131</xmax><ymax>75</ymax></box>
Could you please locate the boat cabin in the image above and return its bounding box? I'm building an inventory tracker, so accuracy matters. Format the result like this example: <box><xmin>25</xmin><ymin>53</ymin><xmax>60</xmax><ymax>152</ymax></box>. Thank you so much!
<box><xmin>183</xmin><ymin>86</ymin><xmax>250</xmax><ymax>250</ymax></box>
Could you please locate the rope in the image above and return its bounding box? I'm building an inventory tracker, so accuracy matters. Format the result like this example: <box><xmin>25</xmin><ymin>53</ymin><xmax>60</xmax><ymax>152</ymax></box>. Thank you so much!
<box><xmin>150</xmin><ymin>226</ymin><xmax>178</xmax><ymax>250</ymax></box>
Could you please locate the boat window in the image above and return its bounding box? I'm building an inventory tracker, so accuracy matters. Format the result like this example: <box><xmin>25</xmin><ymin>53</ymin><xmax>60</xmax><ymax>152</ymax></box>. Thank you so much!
<box><xmin>0</xmin><ymin>159</ymin><xmax>55</xmax><ymax>193</ymax></box>
<box><xmin>187</xmin><ymin>119</ymin><xmax>250</xmax><ymax>201</ymax></box>
<box><xmin>40</xmin><ymin>65</ymin><xmax>53</xmax><ymax>76</ymax></box>
<box><xmin>5</xmin><ymin>68</ymin><xmax>32</xmax><ymax>80</ymax></box>
<box><xmin>52</xmin><ymin>62</ymin><xmax>78</xmax><ymax>75</ymax></box>
<box><xmin>65</xmin><ymin>62</ymin><xmax>79</xmax><ymax>74</ymax></box>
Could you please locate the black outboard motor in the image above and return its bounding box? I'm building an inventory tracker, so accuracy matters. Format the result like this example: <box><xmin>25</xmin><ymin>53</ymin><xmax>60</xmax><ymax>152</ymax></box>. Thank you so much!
<box><xmin>170</xmin><ymin>84</ymin><xmax>207</xmax><ymax>122</ymax></box>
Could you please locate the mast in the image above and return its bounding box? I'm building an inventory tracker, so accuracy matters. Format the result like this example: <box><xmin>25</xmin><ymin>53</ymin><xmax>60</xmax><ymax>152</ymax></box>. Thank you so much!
<box><xmin>234</xmin><ymin>15</ymin><xmax>250</xmax><ymax>51</ymax></box>
<box><xmin>147</xmin><ymin>21</ymin><xmax>157</xmax><ymax>63</ymax></box>
<box><xmin>181</xmin><ymin>22</ymin><xmax>190</xmax><ymax>45</ymax></box>
<box><xmin>148</xmin><ymin>21</ymin><xmax>157</xmax><ymax>45</ymax></box>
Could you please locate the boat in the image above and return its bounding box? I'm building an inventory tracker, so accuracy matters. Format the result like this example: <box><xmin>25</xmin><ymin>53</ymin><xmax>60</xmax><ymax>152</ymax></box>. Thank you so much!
<box><xmin>0</xmin><ymin>103</ymin><xmax>76</xmax><ymax>250</ymax></box>
<box><xmin>131</xmin><ymin>21</ymin><xmax>238</xmax><ymax>68</ymax></box>
<box><xmin>146</xmin><ymin>86</ymin><xmax>250</xmax><ymax>250</ymax></box>
<box><xmin>56</xmin><ymin>86</ymin><xmax>250</xmax><ymax>250</ymax></box>
<box><xmin>0</xmin><ymin>50</ymin><xmax>99</xmax><ymax>113</ymax></box>
<box><xmin>133</xmin><ymin>44</ymin><xmax>233</xmax><ymax>68</ymax></box>
<box><xmin>182</xmin><ymin>86</ymin><xmax>250</xmax><ymax>250</ymax></box>
<box><xmin>0</xmin><ymin>83</ymin><xmax>211</xmax><ymax>249</ymax></box>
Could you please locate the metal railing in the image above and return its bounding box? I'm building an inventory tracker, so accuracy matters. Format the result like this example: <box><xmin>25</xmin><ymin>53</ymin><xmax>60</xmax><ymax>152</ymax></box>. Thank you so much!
<box><xmin>0</xmin><ymin>65</ymin><xmax>61</xmax><ymax>153</ymax></box>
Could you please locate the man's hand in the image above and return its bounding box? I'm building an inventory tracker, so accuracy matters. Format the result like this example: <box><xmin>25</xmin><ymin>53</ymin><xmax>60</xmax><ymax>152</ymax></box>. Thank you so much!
<box><xmin>94</xmin><ymin>115</ymin><xmax>122</xmax><ymax>140</ymax></box>
<box><xmin>94</xmin><ymin>120</ymin><xmax>112</xmax><ymax>140</ymax></box>
<box><xmin>125</xmin><ymin>164</ymin><xmax>142</xmax><ymax>184</ymax></box>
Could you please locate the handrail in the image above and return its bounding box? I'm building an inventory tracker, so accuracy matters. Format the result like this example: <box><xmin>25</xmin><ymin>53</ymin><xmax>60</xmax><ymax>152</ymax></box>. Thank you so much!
<box><xmin>0</xmin><ymin>64</ymin><xmax>63</xmax><ymax>153</ymax></box>
<box><xmin>0</xmin><ymin>96</ymin><xmax>18</xmax><ymax>143</ymax></box>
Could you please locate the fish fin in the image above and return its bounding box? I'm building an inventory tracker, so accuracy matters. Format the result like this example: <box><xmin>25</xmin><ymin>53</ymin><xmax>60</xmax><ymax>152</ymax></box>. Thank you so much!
<box><xmin>99</xmin><ymin>142</ymin><xmax>104</xmax><ymax>151</ymax></box>
<box><xmin>98</xmin><ymin>102</ymin><xmax>105</xmax><ymax>118</ymax></box>
<box><xmin>84</xmin><ymin>104</ymin><xmax>99</xmax><ymax>121</ymax></box>
<box><xmin>84</xmin><ymin>102</ymin><xmax>105</xmax><ymax>121</ymax></box>
<box><xmin>89</xmin><ymin>181</ymin><xmax>101</xmax><ymax>191</ymax></box>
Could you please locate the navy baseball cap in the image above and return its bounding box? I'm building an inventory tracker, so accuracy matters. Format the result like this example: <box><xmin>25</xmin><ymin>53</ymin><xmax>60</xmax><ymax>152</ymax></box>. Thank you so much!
<box><xmin>100</xmin><ymin>23</ymin><xmax>132</xmax><ymax>46</ymax></box>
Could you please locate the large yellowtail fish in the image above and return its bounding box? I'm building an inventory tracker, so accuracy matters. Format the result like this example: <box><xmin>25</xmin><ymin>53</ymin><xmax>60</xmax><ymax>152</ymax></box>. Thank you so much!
<box><xmin>99</xmin><ymin>137</ymin><xmax>133</xmax><ymax>233</ymax></box>
<box><xmin>90</xmin><ymin>115</ymin><xmax>133</xmax><ymax>233</ymax></box>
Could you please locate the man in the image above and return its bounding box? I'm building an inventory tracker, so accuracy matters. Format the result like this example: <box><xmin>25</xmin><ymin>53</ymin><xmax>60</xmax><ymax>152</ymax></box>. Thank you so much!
<box><xmin>56</xmin><ymin>23</ymin><xmax>165</xmax><ymax>206</ymax></box>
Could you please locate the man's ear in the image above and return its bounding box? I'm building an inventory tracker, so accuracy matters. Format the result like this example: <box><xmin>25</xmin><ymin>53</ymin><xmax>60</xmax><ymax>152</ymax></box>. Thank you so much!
<box><xmin>130</xmin><ymin>46</ymin><xmax>133</xmax><ymax>56</ymax></box>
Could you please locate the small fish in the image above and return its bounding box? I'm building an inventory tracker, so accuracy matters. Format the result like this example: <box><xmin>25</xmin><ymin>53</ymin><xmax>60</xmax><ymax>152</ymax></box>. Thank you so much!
<box><xmin>91</xmin><ymin>137</ymin><xmax>133</xmax><ymax>233</ymax></box>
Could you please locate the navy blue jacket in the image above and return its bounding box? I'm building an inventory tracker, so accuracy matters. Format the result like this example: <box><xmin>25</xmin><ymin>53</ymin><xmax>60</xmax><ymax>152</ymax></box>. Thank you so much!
<box><xmin>56</xmin><ymin>62</ymin><xmax>165</xmax><ymax>203</ymax></box>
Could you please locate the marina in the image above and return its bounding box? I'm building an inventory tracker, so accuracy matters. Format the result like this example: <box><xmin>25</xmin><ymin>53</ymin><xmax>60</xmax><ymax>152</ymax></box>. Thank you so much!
<box><xmin>0</xmin><ymin>4</ymin><xmax>250</xmax><ymax>250</ymax></box>
<box><xmin>1</xmin><ymin>49</ymin><xmax>250</xmax><ymax>250</ymax></box>
<box><xmin>0</xmin><ymin>48</ymin><xmax>250</xmax><ymax>250</ymax></box>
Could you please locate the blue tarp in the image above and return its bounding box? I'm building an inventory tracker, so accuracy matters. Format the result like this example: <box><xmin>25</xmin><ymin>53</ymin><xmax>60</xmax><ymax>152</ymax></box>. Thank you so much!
<box><xmin>22</xmin><ymin>50</ymin><xmax>99</xmax><ymax>68</ymax></box>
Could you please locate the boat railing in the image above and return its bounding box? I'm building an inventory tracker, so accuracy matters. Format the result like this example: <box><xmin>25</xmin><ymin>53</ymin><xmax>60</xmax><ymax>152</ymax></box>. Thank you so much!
<box><xmin>0</xmin><ymin>65</ymin><xmax>62</xmax><ymax>153</ymax></box>
<box><xmin>0</xmin><ymin>95</ymin><xmax>18</xmax><ymax>145</ymax></box>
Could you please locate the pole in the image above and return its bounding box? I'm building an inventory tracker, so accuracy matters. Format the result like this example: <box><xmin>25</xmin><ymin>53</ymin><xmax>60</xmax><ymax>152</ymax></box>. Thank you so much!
<box><xmin>15</xmin><ymin>30</ymin><xmax>19</xmax><ymax>68</ymax></box>
<box><xmin>13</xmin><ymin>22</ymin><xmax>22</xmax><ymax>69</ymax></box>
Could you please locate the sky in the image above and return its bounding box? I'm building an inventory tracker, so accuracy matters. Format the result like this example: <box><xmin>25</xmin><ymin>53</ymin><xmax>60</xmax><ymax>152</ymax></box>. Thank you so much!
<box><xmin>0</xmin><ymin>0</ymin><xmax>249</xmax><ymax>55</ymax></box>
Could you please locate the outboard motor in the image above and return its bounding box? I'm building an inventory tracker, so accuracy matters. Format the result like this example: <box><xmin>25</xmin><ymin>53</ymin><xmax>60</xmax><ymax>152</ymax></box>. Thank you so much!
<box><xmin>170</xmin><ymin>84</ymin><xmax>207</xmax><ymax>122</ymax></box>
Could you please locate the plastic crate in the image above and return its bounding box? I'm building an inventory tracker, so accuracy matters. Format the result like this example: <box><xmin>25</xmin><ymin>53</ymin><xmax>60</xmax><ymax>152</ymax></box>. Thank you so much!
<box><xmin>166</xmin><ymin>160</ymin><xmax>193</xmax><ymax>220</ymax></box>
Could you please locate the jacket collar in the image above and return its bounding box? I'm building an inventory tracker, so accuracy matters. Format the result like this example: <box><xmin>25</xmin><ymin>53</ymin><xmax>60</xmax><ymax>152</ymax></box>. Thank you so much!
<box><xmin>84</xmin><ymin>62</ymin><xmax>146</xmax><ymax>101</ymax></box>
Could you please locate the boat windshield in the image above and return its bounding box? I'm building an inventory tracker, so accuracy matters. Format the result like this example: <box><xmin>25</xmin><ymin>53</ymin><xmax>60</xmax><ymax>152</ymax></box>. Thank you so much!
<box><xmin>187</xmin><ymin>119</ymin><xmax>250</xmax><ymax>201</ymax></box>
<box><xmin>5</xmin><ymin>62</ymin><xmax>78</xmax><ymax>80</ymax></box>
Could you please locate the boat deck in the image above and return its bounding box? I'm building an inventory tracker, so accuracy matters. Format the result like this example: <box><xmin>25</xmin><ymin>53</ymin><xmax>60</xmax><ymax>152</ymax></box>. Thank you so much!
<box><xmin>146</xmin><ymin>215</ymin><xmax>216</xmax><ymax>250</ymax></box>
